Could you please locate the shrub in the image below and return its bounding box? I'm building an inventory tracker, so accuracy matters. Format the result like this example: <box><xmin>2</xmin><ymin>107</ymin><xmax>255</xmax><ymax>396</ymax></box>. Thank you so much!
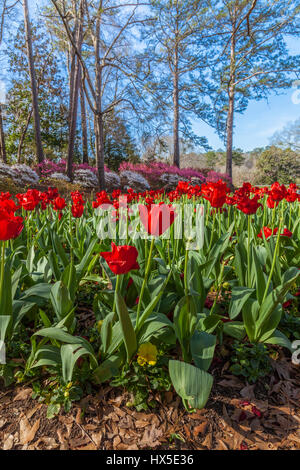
<box><xmin>73</xmin><ymin>169</ymin><xmax>98</xmax><ymax>188</ymax></box>
<box><xmin>119</xmin><ymin>161</ymin><xmax>206</xmax><ymax>182</ymax></box>
<box><xmin>255</xmin><ymin>146</ymin><xmax>300</xmax><ymax>185</ymax></box>
<box><xmin>0</xmin><ymin>177</ymin><xmax>20</xmax><ymax>195</ymax></box>
<box><xmin>36</xmin><ymin>159</ymin><xmax>111</xmax><ymax>178</ymax></box>
<box><xmin>120</xmin><ymin>170</ymin><xmax>150</xmax><ymax>192</ymax></box>
<box><xmin>36</xmin><ymin>159</ymin><xmax>67</xmax><ymax>177</ymax></box>
<box><xmin>105</xmin><ymin>171</ymin><xmax>121</xmax><ymax>190</ymax></box>
<box><xmin>0</xmin><ymin>162</ymin><xmax>15</xmax><ymax>181</ymax></box>
<box><xmin>206</xmin><ymin>170</ymin><xmax>232</xmax><ymax>184</ymax></box>
<box><xmin>11</xmin><ymin>164</ymin><xmax>39</xmax><ymax>186</ymax></box>
<box><xmin>48</xmin><ymin>172</ymin><xmax>70</xmax><ymax>182</ymax></box>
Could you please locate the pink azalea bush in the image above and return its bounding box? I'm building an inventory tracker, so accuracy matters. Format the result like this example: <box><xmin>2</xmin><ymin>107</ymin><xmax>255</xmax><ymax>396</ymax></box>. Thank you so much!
<box><xmin>36</xmin><ymin>159</ymin><xmax>111</xmax><ymax>178</ymax></box>
<box><xmin>206</xmin><ymin>170</ymin><xmax>232</xmax><ymax>184</ymax></box>
<box><xmin>118</xmin><ymin>161</ymin><xmax>206</xmax><ymax>182</ymax></box>
<box><xmin>35</xmin><ymin>158</ymin><xmax>231</xmax><ymax>189</ymax></box>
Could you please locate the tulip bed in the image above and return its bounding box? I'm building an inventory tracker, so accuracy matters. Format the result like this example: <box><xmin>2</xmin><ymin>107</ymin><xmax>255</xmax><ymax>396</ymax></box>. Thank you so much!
<box><xmin>0</xmin><ymin>180</ymin><xmax>299</xmax><ymax>418</ymax></box>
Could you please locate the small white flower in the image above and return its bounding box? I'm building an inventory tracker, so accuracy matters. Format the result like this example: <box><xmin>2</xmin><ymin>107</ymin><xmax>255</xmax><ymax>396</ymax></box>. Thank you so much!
<box><xmin>105</xmin><ymin>171</ymin><xmax>121</xmax><ymax>188</ymax></box>
<box><xmin>48</xmin><ymin>172</ymin><xmax>70</xmax><ymax>182</ymax></box>
<box><xmin>74</xmin><ymin>169</ymin><xmax>98</xmax><ymax>188</ymax></box>
<box><xmin>0</xmin><ymin>162</ymin><xmax>15</xmax><ymax>180</ymax></box>
<box><xmin>11</xmin><ymin>164</ymin><xmax>39</xmax><ymax>185</ymax></box>
<box><xmin>120</xmin><ymin>171</ymin><xmax>150</xmax><ymax>190</ymax></box>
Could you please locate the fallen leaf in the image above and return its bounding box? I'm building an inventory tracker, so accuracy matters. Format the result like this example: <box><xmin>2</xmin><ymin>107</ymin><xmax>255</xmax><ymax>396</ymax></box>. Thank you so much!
<box><xmin>194</xmin><ymin>421</ymin><xmax>207</xmax><ymax>437</ymax></box>
<box><xmin>13</xmin><ymin>389</ymin><xmax>32</xmax><ymax>402</ymax></box>
<box><xmin>3</xmin><ymin>434</ymin><xmax>14</xmax><ymax>450</ymax></box>
<box><xmin>19</xmin><ymin>416</ymin><xmax>40</xmax><ymax>445</ymax></box>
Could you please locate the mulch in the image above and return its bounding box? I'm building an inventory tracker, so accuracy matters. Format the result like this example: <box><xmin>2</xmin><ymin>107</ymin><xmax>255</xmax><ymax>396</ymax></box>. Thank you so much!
<box><xmin>1</xmin><ymin>350</ymin><xmax>299</xmax><ymax>451</ymax></box>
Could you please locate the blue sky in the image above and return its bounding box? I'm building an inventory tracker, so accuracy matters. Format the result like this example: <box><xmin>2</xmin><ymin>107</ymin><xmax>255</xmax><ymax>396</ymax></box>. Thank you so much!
<box><xmin>193</xmin><ymin>88</ymin><xmax>300</xmax><ymax>151</ymax></box>
<box><xmin>193</xmin><ymin>35</ymin><xmax>300</xmax><ymax>151</ymax></box>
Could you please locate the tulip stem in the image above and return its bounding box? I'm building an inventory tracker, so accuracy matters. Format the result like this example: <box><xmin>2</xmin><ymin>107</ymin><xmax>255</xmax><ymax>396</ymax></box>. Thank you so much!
<box><xmin>69</xmin><ymin>208</ymin><xmax>74</xmax><ymax>265</ymax></box>
<box><xmin>0</xmin><ymin>241</ymin><xmax>5</xmax><ymax>309</ymax></box>
<box><xmin>136</xmin><ymin>237</ymin><xmax>155</xmax><ymax>327</ymax></box>
<box><xmin>113</xmin><ymin>274</ymin><xmax>121</xmax><ymax>314</ymax></box>
<box><xmin>184</xmin><ymin>247</ymin><xmax>189</xmax><ymax>296</ymax></box>
<box><xmin>247</xmin><ymin>215</ymin><xmax>251</xmax><ymax>287</ymax></box>
<box><xmin>262</xmin><ymin>217</ymin><xmax>283</xmax><ymax>305</ymax></box>
<box><xmin>208</xmin><ymin>210</ymin><xmax>216</xmax><ymax>252</ymax></box>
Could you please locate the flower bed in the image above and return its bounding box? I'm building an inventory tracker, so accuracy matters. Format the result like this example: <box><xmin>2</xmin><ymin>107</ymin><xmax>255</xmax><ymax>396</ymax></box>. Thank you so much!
<box><xmin>0</xmin><ymin>180</ymin><xmax>298</xmax><ymax>435</ymax></box>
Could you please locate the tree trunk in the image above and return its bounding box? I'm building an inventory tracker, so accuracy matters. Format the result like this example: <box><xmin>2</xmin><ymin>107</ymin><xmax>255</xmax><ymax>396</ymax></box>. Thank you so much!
<box><xmin>80</xmin><ymin>77</ymin><xmax>88</xmax><ymax>163</ymax></box>
<box><xmin>226</xmin><ymin>21</ymin><xmax>236</xmax><ymax>180</ymax></box>
<box><xmin>172</xmin><ymin>41</ymin><xmax>180</xmax><ymax>168</ymax></box>
<box><xmin>94</xmin><ymin>14</ymin><xmax>105</xmax><ymax>190</ymax></box>
<box><xmin>0</xmin><ymin>105</ymin><xmax>6</xmax><ymax>163</ymax></box>
<box><xmin>66</xmin><ymin>1</ymin><xmax>83</xmax><ymax>180</ymax></box>
<box><xmin>226</xmin><ymin>88</ymin><xmax>234</xmax><ymax>178</ymax></box>
<box><xmin>66</xmin><ymin>55</ymin><xmax>81</xmax><ymax>180</ymax></box>
<box><xmin>23</xmin><ymin>0</ymin><xmax>44</xmax><ymax>164</ymax></box>
<box><xmin>95</xmin><ymin>113</ymin><xmax>105</xmax><ymax>189</ymax></box>
<box><xmin>17</xmin><ymin>109</ymin><xmax>33</xmax><ymax>163</ymax></box>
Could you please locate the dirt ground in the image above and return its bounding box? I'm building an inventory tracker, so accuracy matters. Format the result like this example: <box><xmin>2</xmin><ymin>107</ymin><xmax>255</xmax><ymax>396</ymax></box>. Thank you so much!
<box><xmin>1</xmin><ymin>350</ymin><xmax>299</xmax><ymax>451</ymax></box>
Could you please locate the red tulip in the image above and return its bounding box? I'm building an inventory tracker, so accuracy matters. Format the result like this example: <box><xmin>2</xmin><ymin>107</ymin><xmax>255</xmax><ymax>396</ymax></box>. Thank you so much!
<box><xmin>71</xmin><ymin>203</ymin><xmax>84</xmax><ymax>218</ymax></box>
<box><xmin>237</xmin><ymin>195</ymin><xmax>262</xmax><ymax>215</ymax></box>
<box><xmin>266</xmin><ymin>196</ymin><xmax>277</xmax><ymax>209</ymax></box>
<box><xmin>16</xmin><ymin>189</ymin><xmax>40</xmax><ymax>211</ymax></box>
<box><xmin>0</xmin><ymin>207</ymin><xmax>23</xmax><ymax>241</ymax></box>
<box><xmin>100</xmin><ymin>242</ymin><xmax>139</xmax><ymax>275</ymax></box>
<box><xmin>268</xmin><ymin>182</ymin><xmax>287</xmax><ymax>201</ymax></box>
<box><xmin>281</xmin><ymin>228</ymin><xmax>292</xmax><ymax>237</ymax></box>
<box><xmin>138</xmin><ymin>203</ymin><xmax>177</xmax><ymax>236</ymax></box>
<box><xmin>201</xmin><ymin>181</ymin><xmax>230</xmax><ymax>208</ymax></box>
<box><xmin>71</xmin><ymin>191</ymin><xmax>85</xmax><ymax>205</ymax></box>
<box><xmin>52</xmin><ymin>196</ymin><xmax>66</xmax><ymax>211</ymax></box>
<box><xmin>257</xmin><ymin>226</ymin><xmax>273</xmax><ymax>239</ymax></box>
<box><xmin>257</xmin><ymin>226</ymin><xmax>292</xmax><ymax>240</ymax></box>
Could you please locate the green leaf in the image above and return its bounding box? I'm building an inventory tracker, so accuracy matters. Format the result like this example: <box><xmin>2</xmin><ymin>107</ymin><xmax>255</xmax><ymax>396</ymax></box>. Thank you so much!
<box><xmin>173</xmin><ymin>295</ymin><xmax>197</xmax><ymax>359</ymax></box>
<box><xmin>61</xmin><ymin>263</ymin><xmax>77</xmax><ymax>302</ymax></box>
<box><xmin>264</xmin><ymin>329</ymin><xmax>292</xmax><ymax>352</ymax></box>
<box><xmin>137</xmin><ymin>316</ymin><xmax>173</xmax><ymax>344</ymax></box>
<box><xmin>223</xmin><ymin>321</ymin><xmax>246</xmax><ymax>340</ymax></box>
<box><xmin>234</xmin><ymin>244</ymin><xmax>246</xmax><ymax>286</ymax></box>
<box><xmin>242</xmin><ymin>298</ymin><xmax>260</xmax><ymax>342</ymax></box>
<box><xmin>229</xmin><ymin>287</ymin><xmax>255</xmax><ymax>320</ymax></box>
<box><xmin>252</xmin><ymin>246</ymin><xmax>266</xmax><ymax>305</ymax></box>
<box><xmin>0</xmin><ymin>263</ymin><xmax>12</xmax><ymax>317</ymax></box>
<box><xmin>169</xmin><ymin>360</ymin><xmax>213</xmax><ymax>411</ymax></box>
<box><xmin>0</xmin><ymin>315</ymin><xmax>11</xmax><ymax>342</ymax></box>
<box><xmin>76</xmin><ymin>239</ymin><xmax>97</xmax><ymax>280</ymax></box>
<box><xmin>137</xmin><ymin>268</ymin><xmax>172</xmax><ymax>330</ymax></box>
<box><xmin>20</xmin><ymin>283</ymin><xmax>51</xmax><ymax>304</ymax></box>
<box><xmin>100</xmin><ymin>312</ymin><xmax>114</xmax><ymax>353</ymax></box>
<box><xmin>32</xmin><ymin>345</ymin><xmax>61</xmax><ymax>368</ymax></box>
<box><xmin>51</xmin><ymin>231</ymin><xmax>69</xmax><ymax>268</ymax></box>
<box><xmin>190</xmin><ymin>331</ymin><xmax>216</xmax><ymax>371</ymax></box>
<box><xmin>115</xmin><ymin>292</ymin><xmax>137</xmax><ymax>362</ymax></box>
<box><xmin>92</xmin><ymin>355</ymin><xmax>122</xmax><ymax>384</ymax></box>
<box><xmin>61</xmin><ymin>343</ymin><xmax>96</xmax><ymax>383</ymax></box>
<box><xmin>50</xmin><ymin>281</ymin><xmax>73</xmax><ymax>320</ymax></box>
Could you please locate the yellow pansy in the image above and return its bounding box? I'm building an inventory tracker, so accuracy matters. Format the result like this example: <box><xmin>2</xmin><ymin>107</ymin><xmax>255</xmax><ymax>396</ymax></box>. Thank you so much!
<box><xmin>137</xmin><ymin>343</ymin><xmax>158</xmax><ymax>366</ymax></box>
